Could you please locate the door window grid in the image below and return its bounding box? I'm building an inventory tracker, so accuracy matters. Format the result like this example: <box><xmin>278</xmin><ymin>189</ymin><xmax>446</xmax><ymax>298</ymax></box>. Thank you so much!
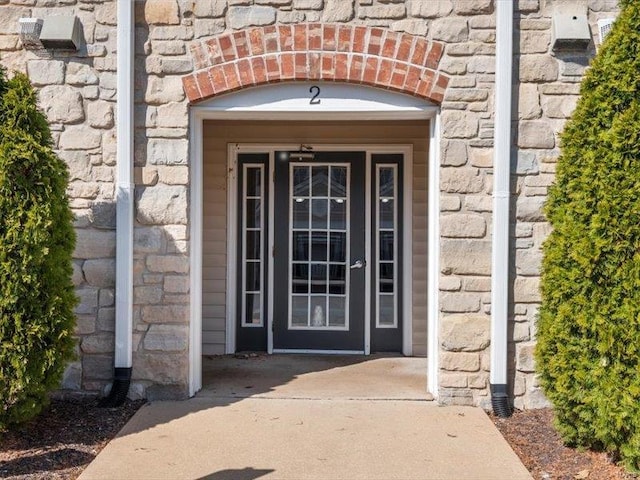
<box><xmin>376</xmin><ymin>164</ymin><xmax>398</xmax><ymax>328</ymax></box>
<box><xmin>289</xmin><ymin>163</ymin><xmax>350</xmax><ymax>330</ymax></box>
<box><xmin>242</xmin><ymin>164</ymin><xmax>264</xmax><ymax>327</ymax></box>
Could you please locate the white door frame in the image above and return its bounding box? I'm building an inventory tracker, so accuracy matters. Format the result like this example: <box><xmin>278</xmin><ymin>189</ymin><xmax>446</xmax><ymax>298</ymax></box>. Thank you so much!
<box><xmin>188</xmin><ymin>83</ymin><xmax>441</xmax><ymax>399</ymax></box>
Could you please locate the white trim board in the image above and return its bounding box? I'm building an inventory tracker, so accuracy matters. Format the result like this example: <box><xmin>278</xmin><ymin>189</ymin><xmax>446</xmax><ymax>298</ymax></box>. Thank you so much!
<box><xmin>188</xmin><ymin>86</ymin><xmax>441</xmax><ymax>400</ymax></box>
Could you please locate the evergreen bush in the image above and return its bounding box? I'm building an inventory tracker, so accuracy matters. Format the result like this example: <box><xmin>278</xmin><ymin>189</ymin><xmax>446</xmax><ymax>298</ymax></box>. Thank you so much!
<box><xmin>536</xmin><ymin>0</ymin><xmax>640</xmax><ymax>471</ymax></box>
<box><xmin>0</xmin><ymin>67</ymin><xmax>76</xmax><ymax>428</ymax></box>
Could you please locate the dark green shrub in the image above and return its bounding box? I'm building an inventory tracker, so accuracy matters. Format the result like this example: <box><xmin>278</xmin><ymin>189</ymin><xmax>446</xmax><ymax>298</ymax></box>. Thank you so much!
<box><xmin>0</xmin><ymin>67</ymin><xmax>76</xmax><ymax>428</ymax></box>
<box><xmin>536</xmin><ymin>1</ymin><xmax>640</xmax><ymax>471</ymax></box>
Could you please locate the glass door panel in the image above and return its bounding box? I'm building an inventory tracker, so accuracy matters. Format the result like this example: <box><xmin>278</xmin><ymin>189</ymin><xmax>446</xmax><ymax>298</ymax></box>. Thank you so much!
<box><xmin>290</xmin><ymin>164</ymin><xmax>349</xmax><ymax>330</ymax></box>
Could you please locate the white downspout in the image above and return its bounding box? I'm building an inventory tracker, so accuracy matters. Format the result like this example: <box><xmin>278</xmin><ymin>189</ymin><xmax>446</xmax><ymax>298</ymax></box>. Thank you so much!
<box><xmin>106</xmin><ymin>0</ymin><xmax>134</xmax><ymax>404</ymax></box>
<box><xmin>490</xmin><ymin>0</ymin><xmax>513</xmax><ymax>417</ymax></box>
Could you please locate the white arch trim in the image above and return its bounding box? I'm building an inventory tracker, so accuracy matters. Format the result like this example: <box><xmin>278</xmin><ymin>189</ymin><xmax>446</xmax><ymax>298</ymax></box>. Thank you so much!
<box><xmin>188</xmin><ymin>82</ymin><xmax>440</xmax><ymax>398</ymax></box>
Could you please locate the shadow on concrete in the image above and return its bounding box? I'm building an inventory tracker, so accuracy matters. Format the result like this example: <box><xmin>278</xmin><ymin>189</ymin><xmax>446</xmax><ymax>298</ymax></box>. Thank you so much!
<box><xmin>197</xmin><ymin>468</ymin><xmax>275</xmax><ymax>480</ymax></box>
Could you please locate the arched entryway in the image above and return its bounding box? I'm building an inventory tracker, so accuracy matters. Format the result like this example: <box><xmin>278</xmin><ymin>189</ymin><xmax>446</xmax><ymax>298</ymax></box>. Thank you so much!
<box><xmin>184</xmin><ymin>24</ymin><xmax>447</xmax><ymax>398</ymax></box>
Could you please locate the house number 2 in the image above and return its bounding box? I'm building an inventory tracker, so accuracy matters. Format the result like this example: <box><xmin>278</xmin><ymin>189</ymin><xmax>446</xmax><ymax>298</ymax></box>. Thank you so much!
<box><xmin>309</xmin><ymin>85</ymin><xmax>321</xmax><ymax>104</ymax></box>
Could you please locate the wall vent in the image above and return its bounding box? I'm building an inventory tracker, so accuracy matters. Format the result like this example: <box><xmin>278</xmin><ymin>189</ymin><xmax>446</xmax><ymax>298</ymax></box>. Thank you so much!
<box><xmin>598</xmin><ymin>18</ymin><xmax>615</xmax><ymax>44</ymax></box>
<box><xmin>18</xmin><ymin>18</ymin><xmax>43</xmax><ymax>49</ymax></box>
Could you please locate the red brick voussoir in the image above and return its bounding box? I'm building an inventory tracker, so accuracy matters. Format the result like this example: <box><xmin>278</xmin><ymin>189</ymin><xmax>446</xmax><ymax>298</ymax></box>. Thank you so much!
<box><xmin>182</xmin><ymin>23</ymin><xmax>449</xmax><ymax>104</ymax></box>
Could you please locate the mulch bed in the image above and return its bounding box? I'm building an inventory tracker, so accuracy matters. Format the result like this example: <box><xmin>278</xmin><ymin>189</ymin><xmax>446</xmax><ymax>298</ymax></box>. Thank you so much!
<box><xmin>0</xmin><ymin>398</ymin><xmax>144</xmax><ymax>480</ymax></box>
<box><xmin>493</xmin><ymin>408</ymin><xmax>637</xmax><ymax>480</ymax></box>
<box><xmin>1</xmin><ymin>399</ymin><xmax>638</xmax><ymax>479</ymax></box>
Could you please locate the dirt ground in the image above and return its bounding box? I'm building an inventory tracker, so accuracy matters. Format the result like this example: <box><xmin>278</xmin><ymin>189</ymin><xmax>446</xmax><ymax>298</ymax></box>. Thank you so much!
<box><xmin>0</xmin><ymin>398</ymin><xmax>143</xmax><ymax>480</ymax></box>
<box><xmin>1</xmin><ymin>399</ymin><xmax>637</xmax><ymax>480</ymax></box>
<box><xmin>493</xmin><ymin>408</ymin><xmax>637</xmax><ymax>480</ymax></box>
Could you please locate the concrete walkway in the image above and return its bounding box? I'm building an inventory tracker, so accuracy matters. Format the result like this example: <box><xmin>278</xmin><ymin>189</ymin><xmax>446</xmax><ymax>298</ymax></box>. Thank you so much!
<box><xmin>80</xmin><ymin>355</ymin><xmax>532</xmax><ymax>480</ymax></box>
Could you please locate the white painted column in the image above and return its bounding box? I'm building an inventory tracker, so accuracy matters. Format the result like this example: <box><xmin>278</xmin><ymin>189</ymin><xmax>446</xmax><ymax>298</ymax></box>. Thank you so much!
<box><xmin>115</xmin><ymin>0</ymin><xmax>134</xmax><ymax>370</ymax></box>
<box><xmin>427</xmin><ymin>113</ymin><xmax>441</xmax><ymax>398</ymax></box>
<box><xmin>490</xmin><ymin>0</ymin><xmax>514</xmax><ymax>398</ymax></box>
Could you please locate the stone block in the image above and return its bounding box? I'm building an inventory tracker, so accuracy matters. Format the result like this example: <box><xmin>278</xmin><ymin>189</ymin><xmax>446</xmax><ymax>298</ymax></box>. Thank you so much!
<box><xmin>145</xmin><ymin>76</ymin><xmax>186</xmax><ymax>104</ymax></box>
<box><xmin>132</xmin><ymin>352</ymin><xmax>187</xmax><ymax>383</ymax></box>
<box><xmin>441</xmin><ymin>110</ymin><xmax>479</xmax><ymax>139</ymax></box>
<box><xmin>444</xmin><ymin>89</ymin><xmax>488</xmax><ymax>103</ymax></box>
<box><xmin>441</xmin><ymin>352</ymin><xmax>480</xmax><ymax>372</ymax></box>
<box><xmin>134</xmin><ymin>285</ymin><xmax>164</xmax><ymax>305</ymax></box>
<box><xmin>518</xmin><ymin>83</ymin><xmax>541</xmax><ymax>120</ymax></box>
<box><xmin>464</xmin><ymin>277</ymin><xmax>491</xmax><ymax>292</ymax></box>
<box><xmin>194</xmin><ymin>0</ymin><xmax>228</xmax><ymax>17</ymax></box>
<box><xmin>441</xmin><ymin>213</ymin><xmax>486</xmax><ymax>238</ymax></box>
<box><xmin>144</xmin><ymin>0</ymin><xmax>180</xmax><ymax>25</ymax></box>
<box><xmin>157</xmin><ymin>166</ymin><xmax>189</xmax><ymax>185</ymax></box>
<box><xmin>453</xmin><ymin>0</ymin><xmax>493</xmax><ymax>14</ymax></box>
<box><xmin>62</xmin><ymin>362</ymin><xmax>82</xmax><ymax>390</ymax></box>
<box><xmin>441</xmin><ymin>293</ymin><xmax>481</xmax><ymax>313</ymax></box>
<box><xmin>60</xmin><ymin>126</ymin><xmax>102</xmax><ymax>150</ymax></box>
<box><xmin>146</xmin><ymin>255</ymin><xmax>189</xmax><ymax>274</ymax></box>
<box><xmin>519</xmin><ymin>55</ymin><xmax>558</xmax><ymax>82</ymax></box>
<box><xmin>75</xmin><ymin>287</ymin><xmax>99</xmax><ymax>315</ymax></box>
<box><xmin>542</xmin><ymin>95</ymin><xmax>579</xmax><ymax>119</ymax></box>
<box><xmin>74</xmin><ymin>229</ymin><xmax>116</xmax><ymax>259</ymax></box>
<box><xmin>27</xmin><ymin>60</ymin><xmax>64</xmax><ymax>86</ymax></box>
<box><xmin>141</xmin><ymin>304</ymin><xmax>189</xmax><ymax>324</ymax></box>
<box><xmin>441</xmin><ymin>239</ymin><xmax>491</xmax><ymax>275</ymax></box>
<box><xmin>136</xmin><ymin>185</ymin><xmax>188</xmax><ymax>225</ymax></box>
<box><xmin>66</xmin><ymin>63</ymin><xmax>99</xmax><ymax>85</ymax></box>
<box><xmin>408</xmin><ymin>0</ymin><xmax>452</xmax><ymax>18</ymax></box>
<box><xmin>441</xmin><ymin>140</ymin><xmax>468</xmax><ymax>167</ymax></box>
<box><xmin>440</xmin><ymin>168</ymin><xmax>484</xmax><ymax>193</ymax></box>
<box><xmin>147</xmin><ymin>138</ymin><xmax>189</xmax><ymax>165</ymax></box>
<box><xmin>440</xmin><ymin>196</ymin><xmax>461</xmax><ymax>212</ymax></box>
<box><xmin>87</xmin><ymin>100</ymin><xmax>114</xmax><ymax>129</ymax></box>
<box><xmin>516</xmin><ymin>249</ymin><xmax>542</xmax><ymax>276</ymax></box>
<box><xmin>95</xmin><ymin>2</ymin><xmax>117</xmax><ymax>25</ymax></box>
<box><xmin>164</xmin><ymin>275</ymin><xmax>189</xmax><ymax>293</ymax></box>
<box><xmin>391</xmin><ymin>19</ymin><xmax>427</xmax><ymax>36</ymax></box>
<box><xmin>143</xmin><ymin>324</ymin><xmax>188</xmax><ymax>352</ymax></box>
<box><xmin>469</xmin><ymin>148</ymin><xmax>492</xmax><ymax>168</ymax></box>
<box><xmin>294</xmin><ymin>0</ymin><xmax>323</xmax><ymax>8</ymax></box>
<box><xmin>156</xmin><ymin>102</ymin><xmax>189</xmax><ymax>128</ymax></box>
<box><xmin>75</xmin><ymin>315</ymin><xmax>96</xmax><ymax>335</ymax></box>
<box><xmin>99</xmin><ymin>289</ymin><xmax>115</xmax><ymax>307</ymax></box>
<box><xmin>229</xmin><ymin>6</ymin><xmax>277</xmax><ymax>28</ymax></box>
<box><xmin>468</xmin><ymin>373</ymin><xmax>488</xmax><ymax>389</ymax></box>
<box><xmin>359</xmin><ymin>4</ymin><xmax>406</xmax><ymax>19</ymax></box>
<box><xmin>516</xmin><ymin>196</ymin><xmax>545</xmax><ymax>222</ymax></box>
<box><xmin>441</xmin><ymin>314</ymin><xmax>490</xmax><ymax>352</ymax></box>
<box><xmin>439</xmin><ymin>276</ymin><xmax>461</xmax><ymax>292</ymax></box>
<box><xmin>464</xmin><ymin>195</ymin><xmax>492</xmax><ymax>213</ymax></box>
<box><xmin>38</xmin><ymin>86</ymin><xmax>84</xmax><ymax>125</ymax></box>
<box><xmin>431</xmin><ymin>18</ymin><xmax>468</xmax><ymax>43</ymax></box>
<box><xmin>81</xmin><ymin>333</ymin><xmax>115</xmax><ymax>354</ymax></box>
<box><xmin>517</xmin><ymin>121</ymin><xmax>555</xmax><ymax>149</ymax></box>
<box><xmin>322</xmin><ymin>0</ymin><xmax>354</xmax><ymax>21</ymax></box>
<box><xmin>134</xmin><ymin>227</ymin><xmax>164</xmax><ymax>253</ymax></box>
<box><xmin>524</xmin><ymin>385</ymin><xmax>551</xmax><ymax>409</ymax></box>
<box><xmin>83</xmin><ymin>259</ymin><xmax>116</xmax><ymax>288</ymax></box>
<box><xmin>516</xmin><ymin>343</ymin><xmax>536</xmax><ymax>372</ymax></box>
<box><xmin>440</xmin><ymin>373</ymin><xmax>468</xmax><ymax>388</ymax></box>
<box><xmin>83</xmin><ymin>355</ymin><xmax>113</xmax><ymax>380</ymax></box>
<box><xmin>519</xmin><ymin>30</ymin><xmax>550</xmax><ymax>54</ymax></box>
<box><xmin>514</xmin><ymin>277</ymin><xmax>541</xmax><ymax>303</ymax></box>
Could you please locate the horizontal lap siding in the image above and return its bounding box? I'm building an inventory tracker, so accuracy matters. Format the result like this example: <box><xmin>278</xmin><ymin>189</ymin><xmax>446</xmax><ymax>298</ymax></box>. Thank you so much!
<box><xmin>202</xmin><ymin>120</ymin><xmax>429</xmax><ymax>356</ymax></box>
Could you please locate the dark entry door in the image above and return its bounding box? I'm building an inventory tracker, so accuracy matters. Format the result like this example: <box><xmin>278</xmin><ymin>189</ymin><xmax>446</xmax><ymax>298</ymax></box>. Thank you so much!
<box><xmin>273</xmin><ymin>152</ymin><xmax>366</xmax><ymax>351</ymax></box>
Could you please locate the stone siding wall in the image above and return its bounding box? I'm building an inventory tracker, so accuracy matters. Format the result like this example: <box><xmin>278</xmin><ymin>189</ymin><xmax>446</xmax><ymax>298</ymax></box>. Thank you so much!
<box><xmin>0</xmin><ymin>0</ymin><xmax>621</xmax><ymax>406</ymax></box>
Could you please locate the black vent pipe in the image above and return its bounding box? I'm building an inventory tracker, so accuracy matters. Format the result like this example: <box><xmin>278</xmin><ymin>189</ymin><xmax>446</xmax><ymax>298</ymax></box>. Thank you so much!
<box><xmin>99</xmin><ymin>367</ymin><xmax>131</xmax><ymax>407</ymax></box>
<box><xmin>490</xmin><ymin>383</ymin><xmax>512</xmax><ymax>418</ymax></box>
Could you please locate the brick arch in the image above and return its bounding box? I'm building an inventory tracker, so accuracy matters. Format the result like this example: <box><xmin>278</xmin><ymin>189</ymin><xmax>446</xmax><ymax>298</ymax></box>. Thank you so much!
<box><xmin>182</xmin><ymin>24</ymin><xmax>449</xmax><ymax>105</ymax></box>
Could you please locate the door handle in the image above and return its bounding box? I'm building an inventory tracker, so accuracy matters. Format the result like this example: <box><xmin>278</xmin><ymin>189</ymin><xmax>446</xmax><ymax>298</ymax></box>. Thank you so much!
<box><xmin>350</xmin><ymin>259</ymin><xmax>366</xmax><ymax>269</ymax></box>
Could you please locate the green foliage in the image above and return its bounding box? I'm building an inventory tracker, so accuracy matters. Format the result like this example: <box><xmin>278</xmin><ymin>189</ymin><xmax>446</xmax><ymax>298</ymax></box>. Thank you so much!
<box><xmin>0</xmin><ymin>67</ymin><xmax>77</xmax><ymax>428</ymax></box>
<box><xmin>536</xmin><ymin>2</ymin><xmax>640</xmax><ymax>471</ymax></box>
